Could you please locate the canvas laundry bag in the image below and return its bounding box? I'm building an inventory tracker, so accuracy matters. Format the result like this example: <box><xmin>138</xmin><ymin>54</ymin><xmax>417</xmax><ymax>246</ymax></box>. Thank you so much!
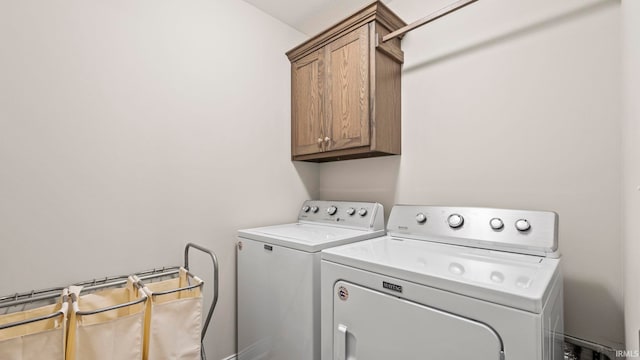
<box><xmin>0</xmin><ymin>289</ymin><xmax>68</xmax><ymax>360</ymax></box>
<box><xmin>66</xmin><ymin>277</ymin><xmax>146</xmax><ymax>360</ymax></box>
<box><xmin>138</xmin><ymin>267</ymin><xmax>203</xmax><ymax>360</ymax></box>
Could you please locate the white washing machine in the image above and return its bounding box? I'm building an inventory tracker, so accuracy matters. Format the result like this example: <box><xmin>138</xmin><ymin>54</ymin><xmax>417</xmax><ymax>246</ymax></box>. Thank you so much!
<box><xmin>237</xmin><ymin>200</ymin><xmax>385</xmax><ymax>360</ymax></box>
<box><xmin>321</xmin><ymin>205</ymin><xmax>564</xmax><ymax>360</ymax></box>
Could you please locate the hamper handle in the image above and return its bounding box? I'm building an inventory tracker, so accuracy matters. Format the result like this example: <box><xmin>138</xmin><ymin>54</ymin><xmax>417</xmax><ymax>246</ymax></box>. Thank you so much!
<box><xmin>73</xmin><ymin>283</ymin><xmax>148</xmax><ymax>316</ymax></box>
<box><xmin>0</xmin><ymin>290</ymin><xmax>69</xmax><ymax>330</ymax></box>
<box><xmin>184</xmin><ymin>243</ymin><xmax>219</xmax><ymax>343</ymax></box>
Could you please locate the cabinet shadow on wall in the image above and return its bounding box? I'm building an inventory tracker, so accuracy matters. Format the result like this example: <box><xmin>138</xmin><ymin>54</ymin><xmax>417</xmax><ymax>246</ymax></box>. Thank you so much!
<box><xmin>316</xmin><ymin>155</ymin><xmax>401</xmax><ymax>220</ymax></box>
<box><xmin>293</xmin><ymin>161</ymin><xmax>322</xmax><ymax>199</ymax></box>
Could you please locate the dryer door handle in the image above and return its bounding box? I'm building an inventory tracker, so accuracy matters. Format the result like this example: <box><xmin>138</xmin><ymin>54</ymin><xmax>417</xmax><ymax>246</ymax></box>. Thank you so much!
<box><xmin>335</xmin><ymin>324</ymin><xmax>348</xmax><ymax>360</ymax></box>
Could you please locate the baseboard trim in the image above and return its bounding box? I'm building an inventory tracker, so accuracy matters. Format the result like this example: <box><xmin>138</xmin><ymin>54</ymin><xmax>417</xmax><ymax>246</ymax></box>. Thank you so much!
<box><xmin>221</xmin><ymin>354</ymin><xmax>237</xmax><ymax>360</ymax></box>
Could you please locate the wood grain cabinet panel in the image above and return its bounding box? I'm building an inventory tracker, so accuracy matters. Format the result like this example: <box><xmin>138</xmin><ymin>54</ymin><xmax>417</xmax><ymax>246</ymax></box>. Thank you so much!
<box><xmin>286</xmin><ymin>1</ymin><xmax>406</xmax><ymax>162</ymax></box>
<box><xmin>325</xmin><ymin>25</ymin><xmax>370</xmax><ymax>152</ymax></box>
<box><xmin>292</xmin><ymin>51</ymin><xmax>323</xmax><ymax>156</ymax></box>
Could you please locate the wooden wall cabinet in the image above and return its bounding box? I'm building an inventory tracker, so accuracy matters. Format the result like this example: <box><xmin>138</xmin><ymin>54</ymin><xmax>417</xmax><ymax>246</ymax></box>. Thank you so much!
<box><xmin>286</xmin><ymin>2</ymin><xmax>406</xmax><ymax>162</ymax></box>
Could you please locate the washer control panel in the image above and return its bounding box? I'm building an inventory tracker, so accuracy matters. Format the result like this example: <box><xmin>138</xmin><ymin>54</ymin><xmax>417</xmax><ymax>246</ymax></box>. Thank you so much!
<box><xmin>388</xmin><ymin>205</ymin><xmax>559</xmax><ymax>257</ymax></box>
<box><xmin>298</xmin><ymin>200</ymin><xmax>385</xmax><ymax>231</ymax></box>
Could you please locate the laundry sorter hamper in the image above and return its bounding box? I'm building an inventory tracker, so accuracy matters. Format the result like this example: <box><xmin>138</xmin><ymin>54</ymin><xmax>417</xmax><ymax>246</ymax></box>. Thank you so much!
<box><xmin>136</xmin><ymin>267</ymin><xmax>202</xmax><ymax>360</ymax></box>
<box><xmin>136</xmin><ymin>243</ymin><xmax>219</xmax><ymax>360</ymax></box>
<box><xmin>0</xmin><ymin>288</ymin><xmax>69</xmax><ymax>360</ymax></box>
<box><xmin>66</xmin><ymin>276</ymin><xmax>148</xmax><ymax>360</ymax></box>
<box><xmin>1</xmin><ymin>242</ymin><xmax>218</xmax><ymax>360</ymax></box>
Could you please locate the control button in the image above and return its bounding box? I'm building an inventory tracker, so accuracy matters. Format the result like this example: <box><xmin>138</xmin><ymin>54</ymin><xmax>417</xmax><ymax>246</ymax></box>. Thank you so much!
<box><xmin>416</xmin><ymin>213</ymin><xmax>427</xmax><ymax>224</ymax></box>
<box><xmin>515</xmin><ymin>219</ymin><xmax>531</xmax><ymax>232</ymax></box>
<box><xmin>310</xmin><ymin>206</ymin><xmax>319</xmax><ymax>213</ymax></box>
<box><xmin>417</xmin><ymin>258</ymin><xmax>427</xmax><ymax>267</ymax></box>
<box><xmin>302</xmin><ymin>205</ymin><xmax>310</xmax><ymax>213</ymax></box>
<box><xmin>346</xmin><ymin>208</ymin><xmax>356</xmax><ymax>216</ymax></box>
<box><xmin>358</xmin><ymin>208</ymin><xmax>368</xmax><ymax>217</ymax></box>
<box><xmin>327</xmin><ymin>206</ymin><xmax>338</xmax><ymax>216</ymax></box>
<box><xmin>490</xmin><ymin>271</ymin><xmax>504</xmax><ymax>284</ymax></box>
<box><xmin>448</xmin><ymin>263</ymin><xmax>465</xmax><ymax>275</ymax></box>
<box><xmin>447</xmin><ymin>214</ymin><xmax>464</xmax><ymax>228</ymax></box>
<box><xmin>489</xmin><ymin>218</ymin><xmax>504</xmax><ymax>230</ymax></box>
<box><xmin>515</xmin><ymin>276</ymin><xmax>532</xmax><ymax>289</ymax></box>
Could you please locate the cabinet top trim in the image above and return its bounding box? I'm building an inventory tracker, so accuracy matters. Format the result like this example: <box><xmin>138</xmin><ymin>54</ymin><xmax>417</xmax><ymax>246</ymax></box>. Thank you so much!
<box><xmin>286</xmin><ymin>1</ymin><xmax>406</xmax><ymax>62</ymax></box>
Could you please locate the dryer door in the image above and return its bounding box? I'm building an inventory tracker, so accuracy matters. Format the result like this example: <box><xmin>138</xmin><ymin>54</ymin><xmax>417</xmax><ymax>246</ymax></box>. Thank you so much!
<box><xmin>333</xmin><ymin>281</ymin><xmax>504</xmax><ymax>360</ymax></box>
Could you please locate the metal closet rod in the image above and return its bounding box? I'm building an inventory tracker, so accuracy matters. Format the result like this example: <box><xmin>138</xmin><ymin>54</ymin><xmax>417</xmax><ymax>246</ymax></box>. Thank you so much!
<box><xmin>382</xmin><ymin>0</ymin><xmax>479</xmax><ymax>42</ymax></box>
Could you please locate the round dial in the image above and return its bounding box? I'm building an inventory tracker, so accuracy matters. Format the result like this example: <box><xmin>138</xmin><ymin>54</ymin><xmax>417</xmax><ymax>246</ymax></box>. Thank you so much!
<box><xmin>447</xmin><ymin>214</ymin><xmax>464</xmax><ymax>228</ymax></box>
<box><xmin>416</xmin><ymin>213</ymin><xmax>427</xmax><ymax>224</ymax></box>
<box><xmin>302</xmin><ymin>205</ymin><xmax>310</xmax><ymax>213</ymax></box>
<box><xmin>515</xmin><ymin>219</ymin><xmax>531</xmax><ymax>232</ymax></box>
<box><xmin>490</xmin><ymin>271</ymin><xmax>504</xmax><ymax>283</ymax></box>
<box><xmin>448</xmin><ymin>262</ymin><xmax>465</xmax><ymax>275</ymax></box>
<box><xmin>489</xmin><ymin>218</ymin><xmax>504</xmax><ymax>230</ymax></box>
<box><xmin>358</xmin><ymin>208</ymin><xmax>368</xmax><ymax>217</ymax></box>
<box><xmin>310</xmin><ymin>206</ymin><xmax>319</xmax><ymax>213</ymax></box>
<box><xmin>327</xmin><ymin>206</ymin><xmax>338</xmax><ymax>216</ymax></box>
<box><xmin>346</xmin><ymin>208</ymin><xmax>356</xmax><ymax>216</ymax></box>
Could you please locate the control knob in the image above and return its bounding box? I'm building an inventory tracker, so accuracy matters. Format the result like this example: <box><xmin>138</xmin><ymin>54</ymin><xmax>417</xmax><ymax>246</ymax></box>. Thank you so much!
<box><xmin>358</xmin><ymin>208</ymin><xmax>368</xmax><ymax>217</ymax></box>
<box><xmin>448</xmin><ymin>214</ymin><xmax>464</xmax><ymax>228</ymax></box>
<box><xmin>310</xmin><ymin>206</ymin><xmax>319</xmax><ymax>213</ymax></box>
<box><xmin>327</xmin><ymin>206</ymin><xmax>338</xmax><ymax>216</ymax></box>
<box><xmin>302</xmin><ymin>205</ymin><xmax>310</xmax><ymax>213</ymax></box>
<box><xmin>515</xmin><ymin>219</ymin><xmax>531</xmax><ymax>232</ymax></box>
<box><xmin>416</xmin><ymin>213</ymin><xmax>427</xmax><ymax>224</ymax></box>
<box><xmin>489</xmin><ymin>218</ymin><xmax>504</xmax><ymax>230</ymax></box>
<box><xmin>346</xmin><ymin>208</ymin><xmax>356</xmax><ymax>216</ymax></box>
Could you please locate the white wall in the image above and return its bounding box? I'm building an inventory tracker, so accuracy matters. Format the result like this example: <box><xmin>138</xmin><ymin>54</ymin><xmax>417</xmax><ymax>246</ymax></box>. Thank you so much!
<box><xmin>0</xmin><ymin>1</ymin><xmax>315</xmax><ymax>358</ymax></box>
<box><xmin>318</xmin><ymin>0</ymin><xmax>624</xmax><ymax>348</ymax></box>
<box><xmin>623</xmin><ymin>0</ymin><xmax>640</xmax><ymax>352</ymax></box>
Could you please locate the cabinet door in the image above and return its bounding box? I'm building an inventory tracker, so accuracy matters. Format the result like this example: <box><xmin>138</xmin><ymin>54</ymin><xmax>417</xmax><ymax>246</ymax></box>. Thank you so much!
<box><xmin>324</xmin><ymin>24</ymin><xmax>370</xmax><ymax>151</ymax></box>
<box><xmin>292</xmin><ymin>50</ymin><xmax>324</xmax><ymax>156</ymax></box>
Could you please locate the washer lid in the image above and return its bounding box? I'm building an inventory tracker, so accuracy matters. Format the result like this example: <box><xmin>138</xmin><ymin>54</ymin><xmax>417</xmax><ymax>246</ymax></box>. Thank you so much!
<box><xmin>238</xmin><ymin>223</ymin><xmax>385</xmax><ymax>253</ymax></box>
<box><xmin>322</xmin><ymin>236</ymin><xmax>560</xmax><ymax>313</ymax></box>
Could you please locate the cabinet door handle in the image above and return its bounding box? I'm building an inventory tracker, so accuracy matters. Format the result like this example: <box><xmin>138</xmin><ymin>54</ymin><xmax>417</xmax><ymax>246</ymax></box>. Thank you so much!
<box><xmin>324</xmin><ymin>137</ymin><xmax>331</xmax><ymax>143</ymax></box>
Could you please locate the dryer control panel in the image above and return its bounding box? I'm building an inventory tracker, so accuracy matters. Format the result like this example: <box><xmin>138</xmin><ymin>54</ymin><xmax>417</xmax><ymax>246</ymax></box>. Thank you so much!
<box><xmin>298</xmin><ymin>200</ymin><xmax>384</xmax><ymax>231</ymax></box>
<box><xmin>387</xmin><ymin>205</ymin><xmax>559</xmax><ymax>257</ymax></box>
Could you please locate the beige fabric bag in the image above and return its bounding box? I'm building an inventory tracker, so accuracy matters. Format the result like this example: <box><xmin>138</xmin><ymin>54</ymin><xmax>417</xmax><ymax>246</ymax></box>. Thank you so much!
<box><xmin>66</xmin><ymin>278</ymin><xmax>146</xmax><ymax>360</ymax></box>
<box><xmin>0</xmin><ymin>290</ymin><xmax>68</xmax><ymax>360</ymax></box>
<box><xmin>139</xmin><ymin>268</ymin><xmax>203</xmax><ymax>360</ymax></box>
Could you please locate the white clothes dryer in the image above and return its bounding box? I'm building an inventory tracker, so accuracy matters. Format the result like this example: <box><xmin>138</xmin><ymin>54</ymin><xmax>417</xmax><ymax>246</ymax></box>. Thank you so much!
<box><xmin>237</xmin><ymin>200</ymin><xmax>385</xmax><ymax>360</ymax></box>
<box><xmin>321</xmin><ymin>205</ymin><xmax>563</xmax><ymax>360</ymax></box>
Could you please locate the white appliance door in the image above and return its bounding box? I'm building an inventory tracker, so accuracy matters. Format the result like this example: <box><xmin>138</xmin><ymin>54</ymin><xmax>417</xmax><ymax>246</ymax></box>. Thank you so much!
<box><xmin>238</xmin><ymin>238</ymin><xmax>318</xmax><ymax>360</ymax></box>
<box><xmin>333</xmin><ymin>281</ymin><xmax>504</xmax><ymax>360</ymax></box>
